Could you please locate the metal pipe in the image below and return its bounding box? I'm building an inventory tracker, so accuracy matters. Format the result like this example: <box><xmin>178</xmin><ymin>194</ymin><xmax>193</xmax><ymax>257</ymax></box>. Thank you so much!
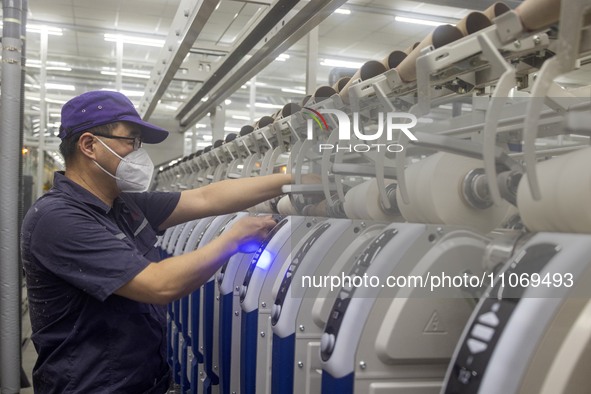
<box><xmin>1</xmin><ymin>0</ymin><xmax>24</xmax><ymax>392</ymax></box>
<box><xmin>35</xmin><ymin>29</ymin><xmax>48</xmax><ymax>199</ymax></box>
<box><xmin>116</xmin><ymin>39</ymin><xmax>123</xmax><ymax>91</ymax></box>
<box><xmin>19</xmin><ymin>0</ymin><xmax>30</xmax><ymax>389</ymax></box>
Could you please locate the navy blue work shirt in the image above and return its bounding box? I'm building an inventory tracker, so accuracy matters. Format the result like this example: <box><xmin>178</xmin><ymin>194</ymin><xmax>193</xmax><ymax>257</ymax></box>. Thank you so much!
<box><xmin>21</xmin><ymin>172</ymin><xmax>181</xmax><ymax>393</ymax></box>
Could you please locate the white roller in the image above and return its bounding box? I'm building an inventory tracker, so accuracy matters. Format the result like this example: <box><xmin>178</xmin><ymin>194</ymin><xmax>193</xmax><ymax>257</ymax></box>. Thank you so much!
<box><xmin>518</xmin><ymin>147</ymin><xmax>591</xmax><ymax>233</ymax></box>
<box><xmin>342</xmin><ymin>179</ymin><xmax>404</xmax><ymax>221</ymax></box>
<box><xmin>276</xmin><ymin>195</ymin><xmax>298</xmax><ymax>216</ymax></box>
<box><xmin>353</xmin><ymin>180</ymin><xmax>374</xmax><ymax>219</ymax></box>
<box><xmin>397</xmin><ymin>152</ymin><xmax>512</xmax><ymax>233</ymax></box>
<box><xmin>343</xmin><ymin>182</ymin><xmax>364</xmax><ymax>219</ymax></box>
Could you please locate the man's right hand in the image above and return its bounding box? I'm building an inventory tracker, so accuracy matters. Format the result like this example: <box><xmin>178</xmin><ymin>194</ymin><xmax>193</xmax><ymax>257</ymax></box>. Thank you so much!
<box><xmin>224</xmin><ymin>215</ymin><xmax>277</xmax><ymax>253</ymax></box>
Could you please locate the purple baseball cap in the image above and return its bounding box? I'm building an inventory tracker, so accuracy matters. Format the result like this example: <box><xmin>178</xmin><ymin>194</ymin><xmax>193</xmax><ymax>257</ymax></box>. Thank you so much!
<box><xmin>58</xmin><ymin>90</ymin><xmax>169</xmax><ymax>143</ymax></box>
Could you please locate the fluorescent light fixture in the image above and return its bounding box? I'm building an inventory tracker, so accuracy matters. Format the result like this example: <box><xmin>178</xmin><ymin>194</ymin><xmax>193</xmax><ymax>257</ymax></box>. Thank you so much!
<box><xmin>26</xmin><ymin>59</ymin><xmax>72</xmax><ymax>71</ymax></box>
<box><xmin>196</xmin><ymin>141</ymin><xmax>210</xmax><ymax>148</ymax></box>
<box><xmin>195</xmin><ymin>124</ymin><xmax>207</xmax><ymax>129</ymax></box>
<box><xmin>275</xmin><ymin>54</ymin><xmax>290</xmax><ymax>62</ymax></box>
<box><xmin>165</xmin><ymin>105</ymin><xmax>178</xmax><ymax>111</ymax></box>
<box><xmin>27</xmin><ymin>65</ymin><xmax>72</xmax><ymax>71</ymax></box>
<box><xmin>104</xmin><ymin>33</ymin><xmax>164</xmax><ymax>48</ymax></box>
<box><xmin>281</xmin><ymin>88</ymin><xmax>306</xmax><ymax>95</ymax></box>
<box><xmin>231</xmin><ymin>115</ymin><xmax>251</xmax><ymax>121</ymax></box>
<box><xmin>320</xmin><ymin>58</ymin><xmax>364</xmax><ymax>69</ymax></box>
<box><xmin>45</xmin><ymin>83</ymin><xmax>76</xmax><ymax>91</ymax></box>
<box><xmin>100</xmin><ymin>69</ymin><xmax>150</xmax><ymax>79</ymax></box>
<box><xmin>49</xmin><ymin>113</ymin><xmax>62</xmax><ymax>118</ymax></box>
<box><xmin>27</xmin><ymin>24</ymin><xmax>63</xmax><ymax>36</ymax></box>
<box><xmin>202</xmin><ymin>135</ymin><xmax>213</xmax><ymax>141</ymax></box>
<box><xmin>100</xmin><ymin>88</ymin><xmax>144</xmax><ymax>97</ymax></box>
<box><xmin>225</xmin><ymin>99</ymin><xmax>232</xmax><ymax>105</ymax></box>
<box><xmin>246</xmin><ymin>103</ymin><xmax>283</xmax><ymax>109</ymax></box>
<box><xmin>394</xmin><ymin>16</ymin><xmax>447</xmax><ymax>27</ymax></box>
<box><xmin>28</xmin><ymin>59</ymin><xmax>68</xmax><ymax>67</ymax></box>
<box><xmin>225</xmin><ymin>127</ymin><xmax>241</xmax><ymax>132</ymax></box>
<box><xmin>27</xmin><ymin>96</ymin><xmax>69</xmax><ymax>104</ymax></box>
<box><xmin>243</xmin><ymin>81</ymin><xmax>267</xmax><ymax>88</ymax></box>
<box><xmin>335</xmin><ymin>8</ymin><xmax>351</xmax><ymax>15</ymax></box>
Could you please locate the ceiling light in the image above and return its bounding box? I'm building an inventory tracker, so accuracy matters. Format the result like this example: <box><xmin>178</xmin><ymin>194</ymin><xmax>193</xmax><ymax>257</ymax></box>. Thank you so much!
<box><xmin>202</xmin><ymin>135</ymin><xmax>213</xmax><ymax>141</ymax></box>
<box><xmin>26</xmin><ymin>60</ymin><xmax>72</xmax><ymax>71</ymax></box>
<box><xmin>225</xmin><ymin>99</ymin><xmax>232</xmax><ymax>105</ymax></box>
<box><xmin>26</xmin><ymin>24</ymin><xmax>63</xmax><ymax>36</ymax></box>
<box><xmin>320</xmin><ymin>58</ymin><xmax>364</xmax><ymax>69</ymax></box>
<box><xmin>100</xmin><ymin>69</ymin><xmax>151</xmax><ymax>79</ymax></box>
<box><xmin>241</xmin><ymin>81</ymin><xmax>268</xmax><ymax>89</ymax></box>
<box><xmin>104</xmin><ymin>33</ymin><xmax>164</xmax><ymax>48</ymax></box>
<box><xmin>394</xmin><ymin>16</ymin><xmax>447</xmax><ymax>27</ymax></box>
<box><xmin>247</xmin><ymin>103</ymin><xmax>284</xmax><ymax>109</ymax></box>
<box><xmin>281</xmin><ymin>88</ymin><xmax>306</xmax><ymax>95</ymax></box>
<box><xmin>45</xmin><ymin>83</ymin><xmax>76</xmax><ymax>91</ymax></box>
<box><xmin>27</xmin><ymin>64</ymin><xmax>72</xmax><ymax>72</ymax></box>
<box><xmin>27</xmin><ymin>60</ymin><xmax>68</xmax><ymax>67</ymax></box>
<box><xmin>100</xmin><ymin>88</ymin><xmax>144</xmax><ymax>97</ymax></box>
<box><xmin>195</xmin><ymin>124</ymin><xmax>207</xmax><ymax>129</ymax></box>
<box><xmin>335</xmin><ymin>8</ymin><xmax>351</xmax><ymax>15</ymax></box>
<box><xmin>25</xmin><ymin>95</ymin><xmax>69</xmax><ymax>105</ymax></box>
<box><xmin>275</xmin><ymin>54</ymin><xmax>290</xmax><ymax>62</ymax></box>
<box><xmin>231</xmin><ymin>115</ymin><xmax>251</xmax><ymax>121</ymax></box>
<box><xmin>225</xmin><ymin>127</ymin><xmax>241</xmax><ymax>132</ymax></box>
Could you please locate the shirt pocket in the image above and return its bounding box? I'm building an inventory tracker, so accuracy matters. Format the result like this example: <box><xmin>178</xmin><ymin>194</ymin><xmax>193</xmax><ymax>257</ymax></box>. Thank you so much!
<box><xmin>133</xmin><ymin>218</ymin><xmax>159</xmax><ymax>259</ymax></box>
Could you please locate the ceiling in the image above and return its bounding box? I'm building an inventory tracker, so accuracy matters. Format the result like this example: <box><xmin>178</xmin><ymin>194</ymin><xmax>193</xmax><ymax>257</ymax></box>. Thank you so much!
<box><xmin>3</xmin><ymin>0</ymin><xmax>521</xmax><ymax>164</ymax></box>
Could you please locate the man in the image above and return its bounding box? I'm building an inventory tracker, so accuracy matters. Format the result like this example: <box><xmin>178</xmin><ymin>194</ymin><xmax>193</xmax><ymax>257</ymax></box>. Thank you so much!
<box><xmin>21</xmin><ymin>90</ymin><xmax>288</xmax><ymax>393</ymax></box>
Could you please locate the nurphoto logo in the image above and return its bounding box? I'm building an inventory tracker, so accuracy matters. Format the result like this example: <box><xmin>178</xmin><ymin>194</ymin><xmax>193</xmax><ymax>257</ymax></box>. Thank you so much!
<box><xmin>303</xmin><ymin>108</ymin><xmax>418</xmax><ymax>153</ymax></box>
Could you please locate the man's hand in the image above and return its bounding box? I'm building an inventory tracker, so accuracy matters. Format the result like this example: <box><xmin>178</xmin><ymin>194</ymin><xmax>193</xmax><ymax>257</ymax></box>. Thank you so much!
<box><xmin>223</xmin><ymin>215</ymin><xmax>277</xmax><ymax>253</ymax></box>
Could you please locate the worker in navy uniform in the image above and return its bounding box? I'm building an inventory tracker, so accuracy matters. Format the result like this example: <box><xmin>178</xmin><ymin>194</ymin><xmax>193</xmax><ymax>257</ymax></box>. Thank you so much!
<box><xmin>21</xmin><ymin>90</ymin><xmax>287</xmax><ymax>393</ymax></box>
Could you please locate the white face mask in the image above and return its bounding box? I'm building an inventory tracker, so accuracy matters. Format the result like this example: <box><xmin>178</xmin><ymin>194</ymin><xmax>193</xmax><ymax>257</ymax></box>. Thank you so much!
<box><xmin>93</xmin><ymin>137</ymin><xmax>154</xmax><ymax>192</ymax></box>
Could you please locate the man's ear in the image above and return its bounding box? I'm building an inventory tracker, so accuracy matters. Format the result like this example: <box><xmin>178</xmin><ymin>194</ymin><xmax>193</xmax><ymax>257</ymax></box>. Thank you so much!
<box><xmin>78</xmin><ymin>132</ymin><xmax>97</xmax><ymax>160</ymax></box>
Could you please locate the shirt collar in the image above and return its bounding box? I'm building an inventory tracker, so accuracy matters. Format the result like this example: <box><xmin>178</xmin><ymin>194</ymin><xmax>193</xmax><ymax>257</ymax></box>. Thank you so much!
<box><xmin>52</xmin><ymin>171</ymin><xmax>113</xmax><ymax>214</ymax></box>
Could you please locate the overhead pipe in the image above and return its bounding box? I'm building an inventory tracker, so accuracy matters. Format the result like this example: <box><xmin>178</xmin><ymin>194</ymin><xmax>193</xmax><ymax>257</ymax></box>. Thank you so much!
<box><xmin>1</xmin><ymin>1</ymin><xmax>24</xmax><ymax>393</ymax></box>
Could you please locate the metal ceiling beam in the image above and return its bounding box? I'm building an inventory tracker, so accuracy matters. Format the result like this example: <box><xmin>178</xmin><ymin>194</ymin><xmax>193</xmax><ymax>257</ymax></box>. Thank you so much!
<box><xmin>177</xmin><ymin>0</ymin><xmax>349</xmax><ymax>130</ymax></box>
<box><xmin>345</xmin><ymin>1</ymin><xmax>520</xmax><ymax>20</ymax></box>
<box><xmin>412</xmin><ymin>0</ymin><xmax>521</xmax><ymax>11</ymax></box>
<box><xmin>139</xmin><ymin>0</ymin><xmax>221</xmax><ymax>120</ymax></box>
<box><xmin>175</xmin><ymin>0</ymin><xmax>300</xmax><ymax>122</ymax></box>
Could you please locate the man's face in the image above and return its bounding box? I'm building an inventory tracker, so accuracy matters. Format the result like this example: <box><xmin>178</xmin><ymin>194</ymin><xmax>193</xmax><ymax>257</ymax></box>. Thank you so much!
<box><xmin>92</xmin><ymin>122</ymin><xmax>142</xmax><ymax>174</ymax></box>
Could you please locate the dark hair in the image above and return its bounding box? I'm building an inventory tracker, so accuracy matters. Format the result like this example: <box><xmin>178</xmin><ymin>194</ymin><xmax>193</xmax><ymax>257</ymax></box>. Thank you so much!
<box><xmin>59</xmin><ymin>122</ymin><xmax>120</xmax><ymax>166</ymax></box>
